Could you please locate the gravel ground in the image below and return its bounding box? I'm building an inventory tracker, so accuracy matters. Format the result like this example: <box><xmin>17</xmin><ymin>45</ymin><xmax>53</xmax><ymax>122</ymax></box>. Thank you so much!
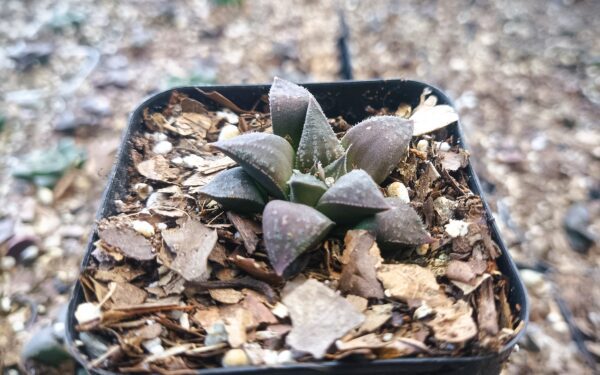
<box><xmin>0</xmin><ymin>0</ymin><xmax>598</xmax><ymax>373</ymax></box>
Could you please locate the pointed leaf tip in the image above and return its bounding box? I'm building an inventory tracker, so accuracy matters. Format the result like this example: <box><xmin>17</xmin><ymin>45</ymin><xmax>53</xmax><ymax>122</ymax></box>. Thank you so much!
<box><xmin>342</xmin><ymin>116</ymin><xmax>413</xmax><ymax>183</ymax></box>
<box><xmin>199</xmin><ymin>167</ymin><xmax>265</xmax><ymax>213</ymax></box>
<box><xmin>212</xmin><ymin>132</ymin><xmax>294</xmax><ymax>199</ymax></box>
<box><xmin>269</xmin><ymin>77</ymin><xmax>311</xmax><ymax>148</ymax></box>
<box><xmin>316</xmin><ymin>169</ymin><xmax>389</xmax><ymax>224</ymax></box>
<box><xmin>263</xmin><ymin>200</ymin><xmax>334</xmax><ymax>276</ymax></box>
<box><xmin>375</xmin><ymin>198</ymin><xmax>432</xmax><ymax>248</ymax></box>
<box><xmin>288</xmin><ymin>171</ymin><xmax>328</xmax><ymax>207</ymax></box>
<box><xmin>295</xmin><ymin>95</ymin><xmax>344</xmax><ymax>172</ymax></box>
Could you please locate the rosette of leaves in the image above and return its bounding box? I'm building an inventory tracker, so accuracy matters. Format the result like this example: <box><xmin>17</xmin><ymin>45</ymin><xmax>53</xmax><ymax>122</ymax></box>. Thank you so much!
<box><xmin>200</xmin><ymin>78</ymin><xmax>431</xmax><ymax>276</ymax></box>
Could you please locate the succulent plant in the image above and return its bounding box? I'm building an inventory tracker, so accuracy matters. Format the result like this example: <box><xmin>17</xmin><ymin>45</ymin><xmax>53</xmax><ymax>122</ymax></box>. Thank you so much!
<box><xmin>200</xmin><ymin>78</ymin><xmax>431</xmax><ymax>276</ymax></box>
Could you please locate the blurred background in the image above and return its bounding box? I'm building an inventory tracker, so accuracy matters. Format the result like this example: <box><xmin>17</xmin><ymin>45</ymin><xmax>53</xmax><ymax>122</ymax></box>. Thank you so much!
<box><xmin>0</xmin><ymin>0</ymin><xmax>598</xmax><ymax>373</ymax></box>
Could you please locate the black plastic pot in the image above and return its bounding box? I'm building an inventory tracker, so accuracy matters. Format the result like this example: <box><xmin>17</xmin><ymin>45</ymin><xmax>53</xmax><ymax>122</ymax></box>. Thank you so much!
<box><xmin>66</xmin><ymin>79</ymin><xmax>529</xmax><ymax>374</ymax></box>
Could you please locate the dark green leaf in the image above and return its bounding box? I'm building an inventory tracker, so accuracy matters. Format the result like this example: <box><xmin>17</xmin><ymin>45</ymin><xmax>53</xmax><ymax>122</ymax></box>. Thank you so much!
<box><xmin>288</xmin><ymin>171</ymin><xmax>328</xmax><ymax>207</ymax></box>
<box><xmin>316</xmin><ymin>169</ymin><xmax>390</xmax><ymax>224</ymax></box>
<box><xmin>295</xmin><ymin>96</ymin><xmax>343</xmax><ymax>172</ymax></box>
<box><xmin>342</xmin><ymin>116</ymin><xmax>413</xmax><ymax>183</ymax></box>
<box><xmin>269</xmin><ymin>77</ymin><xmax>310</xmax><ymax>148</ymax></box>
<box><xmin>323</xmin><ymin>145</ymin><xmax>351</xmax><ymax>180</ymax></box>
<box><xmin>263</xmin><ymin>200</ymin><xmax>334</xmax><ymax>276</ymax></box>
<box><xmin>212</xmin><ymin>133</ymin><xmax>294</xmax><ymax>199</ymax></box>
<box><xmin>199</xmin><ymin>167</ymin><xmax>266</xmax><ymax>213</ymax></box>
<box><xmin>375</xmin><ymin>198</ymin><xmax>433</xmax><ymax>248</ymax></box>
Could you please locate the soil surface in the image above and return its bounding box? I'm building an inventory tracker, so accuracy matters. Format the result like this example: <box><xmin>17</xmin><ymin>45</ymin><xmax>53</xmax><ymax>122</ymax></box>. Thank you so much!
<box><xmin>0</xmin><ymin>0</ymin><xmax>598</xmax><ymax>374</ymax></box>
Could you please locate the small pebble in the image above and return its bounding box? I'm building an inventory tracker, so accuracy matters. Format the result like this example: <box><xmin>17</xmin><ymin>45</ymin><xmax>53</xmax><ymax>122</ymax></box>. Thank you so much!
<box><xmin>435</xmin><ymin>141</ymin><xmax>451</xmax><ymax>152</ymax></box>
<box><xmin>414</xmin><ymin>303</ymin><xmax>434</xmax><ymax>319</ymax></box>
<box><xmin>134</xmin><ymin>183</ymin><xmax>153</xmax><ymax>200</ymax></box>
<box><xmin>20</xmin><ymin>245</ymin><xmax>39</xmax><ymax>264</ymax></box>
<box><xmin>222</xmin><ymin>348</ymin><xmax>249</xmax><ymax>367</ymax></box>
<box><xmin>271</xmin><ymin>302</ymin><xmax>289</xmax><ymax>318</ymax></box>
<box><xmin>74</xmin><ymin>302</ymin><xmax>102</xmax><ymax>324</ymax></box>
<box><xmin>382</xmin><ymin>333</ymin><xmax>394</xmax><ymax>342</ymax></box>
<box><xmin>36</xmin><ymin>187</ymin><xmax>54</xmax><ymax>205</ymax></box>
<box><xmin>142</xmin><ymin>337</ymin><xmax>164</xmax><ymax>355</ymax></box>
<box><xmin>216</xmin><ymin>110</ymin><xmax>239</xmax><ymax>125</ymax></box>
<box><xmin>153</xmin><ymin>140</ymin><xmax>173</xmax><ymax>154</ymax></box>
<box><xmin>1</xmin><ymin>256</ymin><xmax>16</xmax><ymax>270</ymax></box>
<box><xmin>131</xmin><ymin>220</ymin><xmax>155</xmax><ymax>237</ymax></box>
<box><xmin>152</xmin><ymin>132</ymin><xmax>168</xmax><ymax>142</ymax></box>
<box><xmin>416</xmin><ymin>139</ymin><xmax>428</xmax><ymax>152</ymax></box>
<box><xmin>386</xmin><ymin>181</ymin><xmax>410</xmax><ymax>202</ymax></box>
<box><xmin>445</xmin><ymin>220</ymin><xmax>469</xmax><ymax>238</ymax></box>
<box><xmin>416</xmin><ymin>243</ymin><xmax>429</xmax><ymax>256</ymax></box>
<box><xmin>218</xmin><ymin>124</ymin><xmax>240</xmax><ymax>141</ymax></box>
<box><xmin>157</xmin><ymin>222</ymin><xmax>167</xmax><ymax>231</ymax></box>
<box><xmin>278</xmin><ymin>350</ymin><xmax>294</xmax><ymax>364</ymax></box>
<box><xmin>171</xmin><ymin>156</ymin><xmax>183</xmax><ymax>165</ymax></box>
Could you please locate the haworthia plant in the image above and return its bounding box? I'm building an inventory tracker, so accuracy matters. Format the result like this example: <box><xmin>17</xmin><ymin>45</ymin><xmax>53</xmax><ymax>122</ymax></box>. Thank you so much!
<box><xmin>200</xmin><ymin>77</ymin><xmax>431</xmax><ymax>276</ymax></box>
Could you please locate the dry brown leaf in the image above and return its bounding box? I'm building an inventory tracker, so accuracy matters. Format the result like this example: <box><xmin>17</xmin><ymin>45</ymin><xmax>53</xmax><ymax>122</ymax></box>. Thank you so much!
<box><xmin>346</xmin><ymin>295</ymin><xmax>368</xmax><ymax>313</ymax></box>
<box><xmin>229</xmin><ymin>255</ymin><xmax>283</xmax><ymax>285</ymax></box>
<box><xmin>451</xmin><ymin>273</ymin><xmax>492</xmax><ymax>295</ymax></box>
<box><xmin>136</xmin><ymin>155</ymin><xmax>177</xmax><ymax>182</ymax></box>
<box><xmin>93</xmin><ymin>266</ymin><xmax>146</xmax><ymax>283</ymax></box>
<box><xmin>226</xmin><ymin>212</ymin><xmax>260</xmax><ymax>254</ymax></box>
<box><xmin>339</xmin><ymin>230</ymin><xmax>384</xmax><ymax>299</ymax></box>
<box><xmin>282</xmin><ymin>279</ymin><xmax>365</xmax><ymax>359</ymax></box>
<box><xmin>98</xmin><ymin>223</ymin><xmax>156</xmax><ymax>261</ymax></box>
<box><xmin>124</xmin><ymin>322</ymin><xmax>163</xmax><ymax>347</ymax></box>
<box><xmin>209</xmin><ymin>288</ymin><xmax>244</xmax><ymax>304</ymax></box>
<box><xmin>220</xmin><ymin>305</ymin><xmax>254</xmax><ymax>348</ymax></box>
<box><xmin>439</xmin><ymin>150</ymin><xmax>469</xmax><ymax>171</ymax></box>
<box><xmin>411</xmin><ymin>104</ymin><xmax>459</xmax><ymax>136</ymax></box>
<box><xmin>336</xmin><ymin>333</ymin><xmax>386</xmax><ymax>351</ymax></box>
<box><xmin>183</xmin><ymin>173</ymin><xmax>214</xmax><ymax>187</ymax></box>
<box><xmin>358</xmin><ymin>304</ymin><xmax>393</xmax><ymax>334</ymax></box>
<box><xmin>242</xmin><ymin>293</ymin><xmax>278</xmax><ymax>325</ymax></box>
<box><xmin>192</xmin><ymin>306</ymin><xmax>221</xmax><ymax>329</ymax></box>
<box><xmin>162</xmin><ymin>218</ymin><xmax>217</xmax><ymax>282</ymax></box>
<box><xmin>377</xmin><ymin>264</ymin><xmax>447</xmax><ymax>307</ymax></box>
<box><xmin>445</xmin><ymin>260</ymin><xmax>477</xmax><ymax>284</ymax></box>
<box><xmin>477</xmin><ymin>278</ymin><xmax>499</xmax><ymax>335</ymax></box>
<box><xmin>426</xmin><ymin>300</ymin><xmax>477</xmax><ymax>343</ymax></box>
<box><xmin>110</xmin><ymin>282</ymin><xmax>147</xmax><ymax>306</ymax></box>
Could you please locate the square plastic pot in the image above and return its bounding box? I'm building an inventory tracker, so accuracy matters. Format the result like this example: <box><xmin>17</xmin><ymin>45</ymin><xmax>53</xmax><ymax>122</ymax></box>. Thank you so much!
<box><xmin>66</xmin><ymin>79</ymin><xmax>529</xmax><ymax>375</ymax></box>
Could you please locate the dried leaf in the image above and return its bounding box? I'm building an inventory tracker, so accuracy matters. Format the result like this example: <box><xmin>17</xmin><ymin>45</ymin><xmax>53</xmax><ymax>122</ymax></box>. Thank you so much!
<box><xmin>377</xmin><ymin>263</ymin><xmax>447</xmax><ymax>307</ymax></box>
<box><xmin>199</xmin><ymin>167</ymin><xmax>266</xmax><ymax>214</ymax></box>
<box><xmin>342</xmin><ymin>116</ymin><xmax>413</xmax><ymax>183</ymax></box>
<box><xmin>192</xmin><ymin>306</ymin><xmax>221</xmax><ymax>329</ymax></box>
<box><xmin>162</xmin><ymin>219</ymin><xmax>217</xmax><ymax>282</ymax></box>
<box><xmin>229</xmin><ymin>255</ymin><xmax>283</xmax><ymax>285</ymax></box>
<box><xmin>269</xmin><ymin>77</ymin><xmax>310</xmax><ymax>149</ymax></box>
<box><xmin>209</xmin><ymin>288</ymin><xmax>244</xmax><ymax>304</ymax></box>
<box><xmin>439</xmin><ymin>149</ymin><xmax>469</xmax><ymax>171</ymax></box>
<box><xmin>226</xmin><ymin>212</ymin><xmax>260</xmax><ymax>254</ymax></box>
<box><xmin>411</xmin><ymin>104</ymin><xmax>459</xmax><ymax>136</ymax></box>
<box><xmin>136</xmin><ymin>155</ymin><xmax>177</xmax><ymax>182</ymax></box>
<box><xmin>476</xmin><ymin>278</ymin><xmax>499</xmax><ymax>335</ymax></box>
<box><xmin>316</xmin><ymin>169</ymin><xmax>390</xmax><ymax>224</ymax></box>
<box><xmin>263</xmin><ymin>201</ymin><xmax>334</xmax><ymax>276</ymax></box>
<box><xmin>242</xmin><ymin>293</ymin><xmax>278</xmax><ymax>325</ymax></box>
<box><xmin>220</xmin><ymin>305</ymin><xmax>254</xmax><ymax>348</ymax></box>
<box><xmin>282</xmin><ymin>279</ymin><xmax>364</xmax><ymax>359</ymax></box>
<box><xmin>339</xmin><ymin>230</ymin><xmax>384</xmax><ymax>299</ymax></box>
<box><xmin>357</xmin><ymin>304</ymin><xmax>393</xmax><ymax>334</ymax></box>
<box><xmin>375</xmin><ymin>198</ymin><xmax>432</xmax><ymax>248</ymax></box>
<box><xmin>98</xmin><ymin>223</ymin><xmax>156</xmax><ymax>261</ymax></box>
<box><xmin>426</xmin><ymin>300</ymin><xmax>477</xmax><ymax>343</ymax></box>
<box><xmin>445</xmin><ymin>260</ymin><xmax>477</xmax><ymax>284</ymax></box>
<box><xmin>110</xmin><ymin>282</ymin><xmax>147</xmax><ymax>306</ymax></box>
<box><xmin>295</xmin><ymin>96</ymin><xmax>343</xmax><ymax>171</ymax></box>
<box><xmin>346</xmin><ymin>295</ymin><xmax>369</xmax><ymax>313</ymax></box>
